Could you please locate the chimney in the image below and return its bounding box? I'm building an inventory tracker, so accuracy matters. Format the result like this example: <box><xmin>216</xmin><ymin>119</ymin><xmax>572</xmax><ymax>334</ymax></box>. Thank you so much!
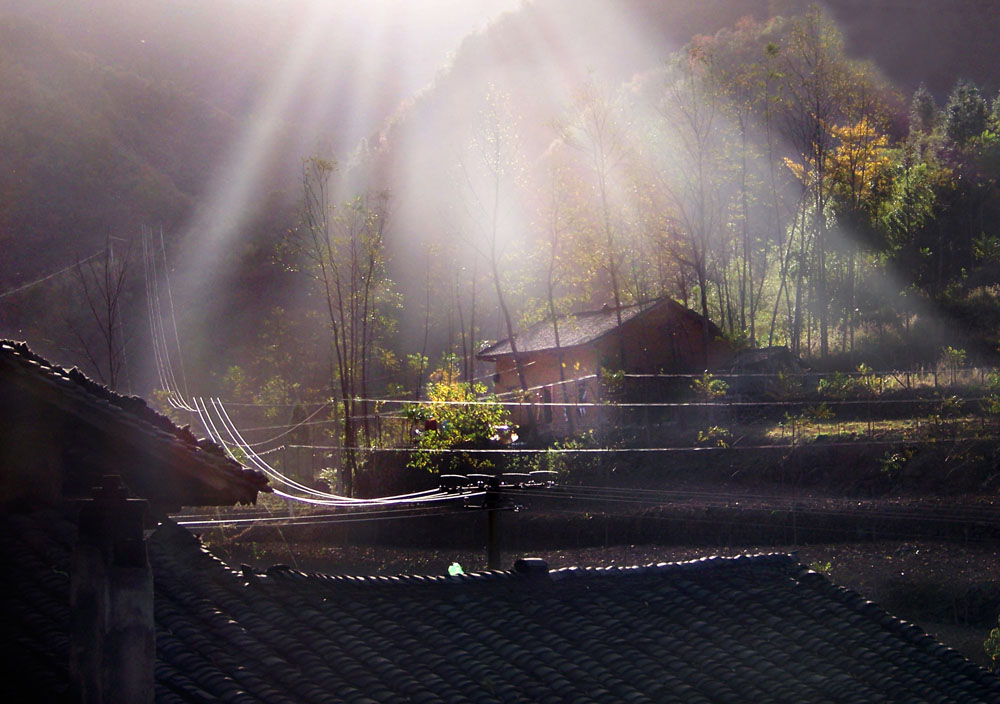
<box><xmin>513</xmin><ymin>557</ymin><xmax>550</xmax><ymax>579</ymax></box>
<box><xmin>70</xmin><ymin>476</ymin><xmax>154</xmax><ymax>704</ymax></box>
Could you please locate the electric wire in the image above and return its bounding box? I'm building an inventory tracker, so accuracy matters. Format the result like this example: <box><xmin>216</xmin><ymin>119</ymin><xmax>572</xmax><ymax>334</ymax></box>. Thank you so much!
<box><xmin>142</xmin><ymin>231</ymin><xmax>174</xmax><ymax>400</ymax></box>
<box><xmin>152</xmin><ymin>251</ymin><xmax>193</xmax><ymax>412</ymax></box>
<box><xmin>327</xmin><ymin>394</ymin><xmax>999</xmax><ymax>409</ymax></box>
<box><xmin>501</xmin><ymin>486</ymin><xmax>1000</xmax><ymax>523</ymax></box>
<box><xmin>159</xmin><ymin>225</ymin><xmax>189</xmax><ymax>400</ymax></box>
<box><xmin>0</xmin><ymin>250</ymin><xmax>103</xmax><ymax>299</ymax></box>
<box><xmin>143</xmin><ymin>227</ymin><xmax>197</xmax><ymax>413</ymax></box>
<box><xmin>517</xmin><ymin>505</ymin><xmax>1000</xmax><ymax>546</ymax></box>
<box><xmin>272</xmin><ymin>433</ymin><xmax>1000</xmax><ymax>454</ymax></box>
<box><xmin>208</xmin><ymin>396</ymin><xmax>482</xmax><ymax>506</ymax></box>
<box><xmin>215</xmin><ymin>401</ymin><xmax>333</xmax><ymax>448</ymax></box>
<box><xmin>207</xmin><ymin>396</ymin><xmax>358</xmax><ymax>500</ymax></box>
<box><xmin>176</xmin><ymin>504</ymin><xmax>478</xmax><ymax>529</ymax></box>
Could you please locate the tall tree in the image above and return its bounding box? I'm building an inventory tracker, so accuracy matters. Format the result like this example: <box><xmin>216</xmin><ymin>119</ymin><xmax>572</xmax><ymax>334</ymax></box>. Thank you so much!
<box><xmin>827</xmin><ymin>117</ymin><xmax>892</xmax><ymax>351</ymax></box>
<box><xmin>293</xmin><ymin>157</ymin><xmax>394</xmax><ymax>496</ymax></box>
<box><xmin>945</xmin><ymin>80</ymin><xmax>989</xmax><ymax>147</ymax></box>
<box><xmin>71</xmin><ymin>235</ymin><xmax>132</xmax><ymax>391</ymax></box>
<box><xmin>562</xmin><ymin>78</ymin><xmax>634</xmax><ymax>368</ymax></box>
<box><xmin>778</xmin><ymin>7</ymin><xmax>849</xmax><ymax>358</ymax></box>
<box><xmin>646</xmin><ymin>41</ymin><xmax>733</xmax><ymax>362</ymax></box>
<box><xmin>457</xmin><ymin>85</ymin><xmax>531</xmax><ymax>394</ymax></box>
<box><xmin>910</xmin><ymin>83</ymin><xmax>939</xmax><ymax>134</ymax></box>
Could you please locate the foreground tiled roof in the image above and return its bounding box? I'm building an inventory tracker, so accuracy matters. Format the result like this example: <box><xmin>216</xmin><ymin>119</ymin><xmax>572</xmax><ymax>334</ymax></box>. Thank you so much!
<box><xmin>6</xmin><ymin>508</ymin><xmax>1000</xmax><ymax>704</ymax></box>
<box><xmin>477</xmin><ymin>298</ymin><xmax>719</xmax><ymax>360</ymax></box>
<box><xmin>0</xmin><ymin>340</ymin><xmax>268</xmax><ymax>506</ymax></box>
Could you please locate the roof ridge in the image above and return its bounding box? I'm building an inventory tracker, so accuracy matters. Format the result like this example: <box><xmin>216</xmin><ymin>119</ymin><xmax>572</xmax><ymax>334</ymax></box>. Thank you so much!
<box><xmin>240</xmin><ymin>552</ymin><xmax>800</xmax><ymax>589</ymax></box>
<box><xmin>1</xmin><ymin>339</ymin><xmax>212</xmax><ymax>453</ymax></box>
<box><xmin>791</xmin><ymin>558</ymin><xmax>999</xmax><ymax>684</ymax></box>
<box><xmin>477</xmin><ymin>298</ymin><xmax>675</xmax><ymax>358</ymax></box>
<box><xmin>1</xmin><ymin>340</ymin><xmax>269</xmax><ymax>503</ymax></box>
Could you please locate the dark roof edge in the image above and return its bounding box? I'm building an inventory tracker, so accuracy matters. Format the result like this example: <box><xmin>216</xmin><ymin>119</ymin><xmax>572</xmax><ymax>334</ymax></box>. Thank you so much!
<box><xmin>3</xmin><ymin>340</ymin><xmax>212</xmax><ymax>452</ymax></box>
<box><xmin>237</xmin><ymin>551</ymin><xmax>801</xmax><ymax>589</ymax></box>
<box><xmin>791</xmin><ymin>560</ymin><xmax>1000</xmax><ymax>688</ymax></box>
<box><xmin>1</xmin><ymin>340</ymin><xmax>269</xmax><ymax>502</ymax></box>
<box><xmin>477</xmin><ymin>298</ymin><xmax>672</xmax><ymax>360</ymax></box>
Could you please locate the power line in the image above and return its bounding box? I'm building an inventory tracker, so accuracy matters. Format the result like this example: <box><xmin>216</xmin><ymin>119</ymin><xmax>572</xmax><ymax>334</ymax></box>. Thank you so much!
<box><xmin>0</xmin><ymin>251</ymin><xmax>104</xmax><ymax>300</ymax></box>
<box><xmin>273</xmin><ymin>433</ymin><xmax>1000</xmax><ymax>454</ymax></box>
<box><xmin>159</xmin><ymin>226</ymin><xmax>189</xmax><ymax>399</ymax></box>
<box><xmin>519</xmin><ymin>505</ymin><xmax>1000</xmax><ymax>546</ymax></box>
<box><xmin>176</xmin><ymin>504</ymin><xmax>477</xmax><ymax>529</ymax></box>
<box><xmin>501</xmin><ymin>486</ymin><xmax>1000</xmax><ymax>523</ymax></box>
<box><xmin>201</xmin><ymin>396</ymin><xmax>485</xmax><ymax>507</ymax></box>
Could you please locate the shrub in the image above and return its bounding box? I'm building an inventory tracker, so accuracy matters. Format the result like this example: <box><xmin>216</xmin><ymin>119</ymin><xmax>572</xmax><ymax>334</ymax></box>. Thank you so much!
<box><xmin>402</xmin><ymin>357</ymin><xmax>511</xmax><ymax>474</ymax></box>
<box><xmin>691</xmin><ymin>371</ymin><xmax>728</xmax><ymax>400</ymax></box>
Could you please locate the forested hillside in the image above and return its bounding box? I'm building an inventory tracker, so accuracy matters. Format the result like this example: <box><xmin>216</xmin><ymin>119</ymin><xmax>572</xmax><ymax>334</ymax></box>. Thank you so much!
<box><xmin>1</xmin><ymin>0</ymin><xmax>999</xmax><ymax>401</ymax></box>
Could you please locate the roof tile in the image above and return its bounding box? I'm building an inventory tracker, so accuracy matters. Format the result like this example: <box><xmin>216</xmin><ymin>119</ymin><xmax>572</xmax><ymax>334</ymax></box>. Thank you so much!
<box><xmin>5</xmin><ymin>510</ymin><xmax>1000</xmax><ymax>703</ymax></box>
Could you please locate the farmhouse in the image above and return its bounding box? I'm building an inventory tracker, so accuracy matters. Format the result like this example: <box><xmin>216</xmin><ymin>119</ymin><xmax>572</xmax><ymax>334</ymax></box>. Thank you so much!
<box><xmin>477</xmin><ymin>298</ymin><xmax>732</xmax><ymax>433</ymax></box>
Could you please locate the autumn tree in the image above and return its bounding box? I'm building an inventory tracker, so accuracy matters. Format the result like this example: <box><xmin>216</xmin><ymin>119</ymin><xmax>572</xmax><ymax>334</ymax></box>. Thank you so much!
<box><xmin>561</xmin><ymin>78</ymin><xmax>635</xmax><ymax>368</ymax></box>
<box><xmin>402</xmin><ymin>355</ymin><xmax>510</xmax><ymax>475</ymax></box>
<box><xmin>640</xmin><ymin>41</ymin><xmax>734</xmax><ymax>363</ymax></box>
<box><xmin>826</xmin><ymin>117</ymin><xmax>893</xmax><ymax>351</ymax></box>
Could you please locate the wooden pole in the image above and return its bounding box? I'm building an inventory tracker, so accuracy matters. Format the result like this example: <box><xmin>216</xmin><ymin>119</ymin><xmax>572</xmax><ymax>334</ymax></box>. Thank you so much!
<box><xmin>485</xmin><ymin>477</ymin><xmax>502</xmax><ymax>570</ymax></box>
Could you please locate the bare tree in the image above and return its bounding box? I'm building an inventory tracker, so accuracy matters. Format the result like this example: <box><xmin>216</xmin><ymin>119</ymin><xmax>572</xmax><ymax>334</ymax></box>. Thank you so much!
<box><xmin>458</xmin><ymin>85</ymin><xmax>531</xmax><ymax>394</ymax></box>
<box><xmin>71</xmin><ymin>236</ymin><xmax>132</xmax><ymax>390</ymax></box>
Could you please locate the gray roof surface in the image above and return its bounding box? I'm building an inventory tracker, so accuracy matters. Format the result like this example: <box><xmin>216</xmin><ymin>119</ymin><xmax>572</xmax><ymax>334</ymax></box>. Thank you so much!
<box><xmin>478</xmin><ymin>299</ymin><xmax>675</xmax><ymax>359</ymax></box>
<box><xmin>5</xmin><ymin>508</ymin><xmax>1000</xmax><ymax>703</ymax></box>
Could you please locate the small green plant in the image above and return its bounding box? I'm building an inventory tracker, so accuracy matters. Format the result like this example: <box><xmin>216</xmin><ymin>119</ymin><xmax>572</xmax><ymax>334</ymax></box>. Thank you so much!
<box><xmin>878</xmin><ymin>449</ymin><xmax>913</xmax><ymax>478</ymax></box>
<box><xmin>600</xmin><ymin>367</ymin><xmax>626</xmax><ymax>395</ymax></box>
<box><xmin>803</xmin><ymin>402</ymin><xmax>835</xmax><ymax>423</ymax></box>
<box><xmin>691</xmin><ymin>371</ymin><xmax>728</xmax><ymax>400</ymax></box>
<box><xmin>937</xmin><ymin>394</ymin><xmax>964</xmax><ymax>418</ymax></box>
<box><xmin>817</xmin><ymin>371</ymin><xmax>856</xmax><ymax>399</ymax></box>
<box><xmin>939</xmin><ymin>346</ymin><xmax>967</xmax><ymax>385</ymax></box>
<box><xmin>536</xmin><ymin>431</ymin><xmax>601</xmax><ymax>480</ymax></box>
<box><xmin>985</xmin><ymin>615</ymin><xmax>1000</xmax><ymax>670</ymax></box>
<box><xmin>983</xmin><ymin>371</ymin><xmax>1000</xmax><ymax>415</ymax></box>
<box><xmin>774</xmin><ymin>371</ymin><xmax>804</xmax><ymax>400</ymax></box>
<box><xmin>808</xmin><ymin>560</ymin><xmax>832</xmax><ymax>575</ymax></box>
<box><xmin>855</xmin><ymin>363</ymin><xmax>881</xmax><ymax>395</ymax></box>
<box><xmin>696</xmin><ymin>425</ymin><xmax>732</xmax><ymax>448</ymax></box>
<box><xmin>817</xmin><ymin>364</ymin><xmax>877</xmax><ymax>399</ymax></box>
<box><xmin>780</xmin><ymin>403</ymin><xmax>835</xmax><ymax>445</ymax></box>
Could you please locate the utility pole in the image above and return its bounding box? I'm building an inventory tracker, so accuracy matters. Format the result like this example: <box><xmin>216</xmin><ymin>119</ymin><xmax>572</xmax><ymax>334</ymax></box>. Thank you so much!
<box><xmin>443</xmin><ymin>471</ymin><xmax>555</xmax><ymax>571</ymax></box>
<box><xmin>485</xmin><ymin>475</ymin><xmax>502</xmax><ymax>570</ymax></box>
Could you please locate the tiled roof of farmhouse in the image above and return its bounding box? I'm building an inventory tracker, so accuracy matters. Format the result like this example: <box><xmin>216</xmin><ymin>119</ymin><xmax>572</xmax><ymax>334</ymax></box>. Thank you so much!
<box><xmin>477</xmin><ymin>298</ymin><xmax>718</xmax><ymax>359</ymax></box>
<box><xmin>0</xmin><ymin>340</ymin><xmax>268</xmax><ymax>506</ymax></box>
<box><xmin>7</xmin><ymin>508</ymin><xmax>1000</xmax><ymax>704</ymax></box>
